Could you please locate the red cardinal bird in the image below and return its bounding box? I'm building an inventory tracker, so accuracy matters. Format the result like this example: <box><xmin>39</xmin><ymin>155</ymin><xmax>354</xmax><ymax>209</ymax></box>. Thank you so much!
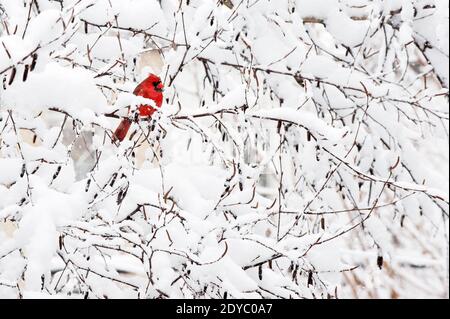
<box><xmin>112</xmin><ymin>74</ymin><xmax>164</xmax><ymax>142</ymax></box>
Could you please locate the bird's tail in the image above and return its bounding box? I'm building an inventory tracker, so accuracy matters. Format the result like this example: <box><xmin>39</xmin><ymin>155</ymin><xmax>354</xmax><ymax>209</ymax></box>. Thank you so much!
<box><xmin>112</xmin><ymin>118</ymin><xmax>132</xmax><ymax>143</ymax></box>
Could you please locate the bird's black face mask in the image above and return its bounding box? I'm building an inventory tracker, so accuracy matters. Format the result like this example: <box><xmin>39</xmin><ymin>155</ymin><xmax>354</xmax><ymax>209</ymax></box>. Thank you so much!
<box><xmin>153</xmin><ymin>80</ymin><xmax>164</xmax><ymax>92</ymax></box>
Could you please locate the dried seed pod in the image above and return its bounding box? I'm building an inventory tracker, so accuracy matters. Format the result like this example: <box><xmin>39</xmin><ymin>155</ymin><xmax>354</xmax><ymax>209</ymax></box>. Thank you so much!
<box><xmin>109</xmin><ymin>172</ymin><xmax>118</xmax><ymax>187</ymax></box>
<box><xmin>292</xmin><ymin>265</ymin><xmax>298</xmax><ymax>280</ymax></box>
<box><xmin>59</xmin><ymin>235</ymin><xmax>64</xmax><ymax>250</ymax></box>
<box><xmin>85</xmin><ymin>178</ymin><xmax>91</xmax><ymax>192</ymax></box>
<box><xmin>22</xmin><ymin>64</ymin><xmax>29</xmax><ymax>82</ymax></box>
<box><xmin>20</xmin><ymin>163</ymin><xmax>26</xmax><ymax>178</ymax></box>
<box><xmin>377</xmin><ymin>256</ymin><xmax>384</xmax><ymax>269</ymax></box>
<box><xmin>52</xmin><ymin>166</ymin><xmax>62</xmax><ymax>180</ymax></box>
<box><xmin>31</xmin><ymin>166</ymin><xmax>40</xmax><ymax>174</ymax></box>
<box><xmin>307</xmin><ymin>271</ymin><xmax>313</xmax><ymax>286</ymax></box>
<box><xmin>8</xmin><ymin>67</ymin><xmax>16</xmax><ymax>85</ymax></box>
<box><xmin>30</xmin><ymin>53</ymin><xmax>37</xmax><ymax>72</ymax></box>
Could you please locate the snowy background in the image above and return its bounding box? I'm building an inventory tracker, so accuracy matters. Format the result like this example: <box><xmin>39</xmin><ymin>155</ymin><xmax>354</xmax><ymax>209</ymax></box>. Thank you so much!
<box><xmin>0</xmin><ymin>0</ymin><xmax>448</xmax><ymax>299</ymax></box>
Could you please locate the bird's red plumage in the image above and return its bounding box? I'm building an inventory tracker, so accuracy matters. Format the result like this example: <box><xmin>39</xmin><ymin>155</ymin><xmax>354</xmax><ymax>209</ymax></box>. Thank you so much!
<box><xmin>134</xmin><ymin>74</ymin><xmax>164</xmax><ymax>117</ymax></box>
<box><xmin>112</xmin><ymin>74</ymin><xmax>164</xmax><ymax>142</ymax></box>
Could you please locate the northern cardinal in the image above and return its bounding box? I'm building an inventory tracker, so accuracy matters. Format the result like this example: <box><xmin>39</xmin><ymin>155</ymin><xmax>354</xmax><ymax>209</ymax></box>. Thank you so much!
<box><xmin>112</xmin><ymin>74</ymin><xmax>164</xmax><ymax>142</ymax></box>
